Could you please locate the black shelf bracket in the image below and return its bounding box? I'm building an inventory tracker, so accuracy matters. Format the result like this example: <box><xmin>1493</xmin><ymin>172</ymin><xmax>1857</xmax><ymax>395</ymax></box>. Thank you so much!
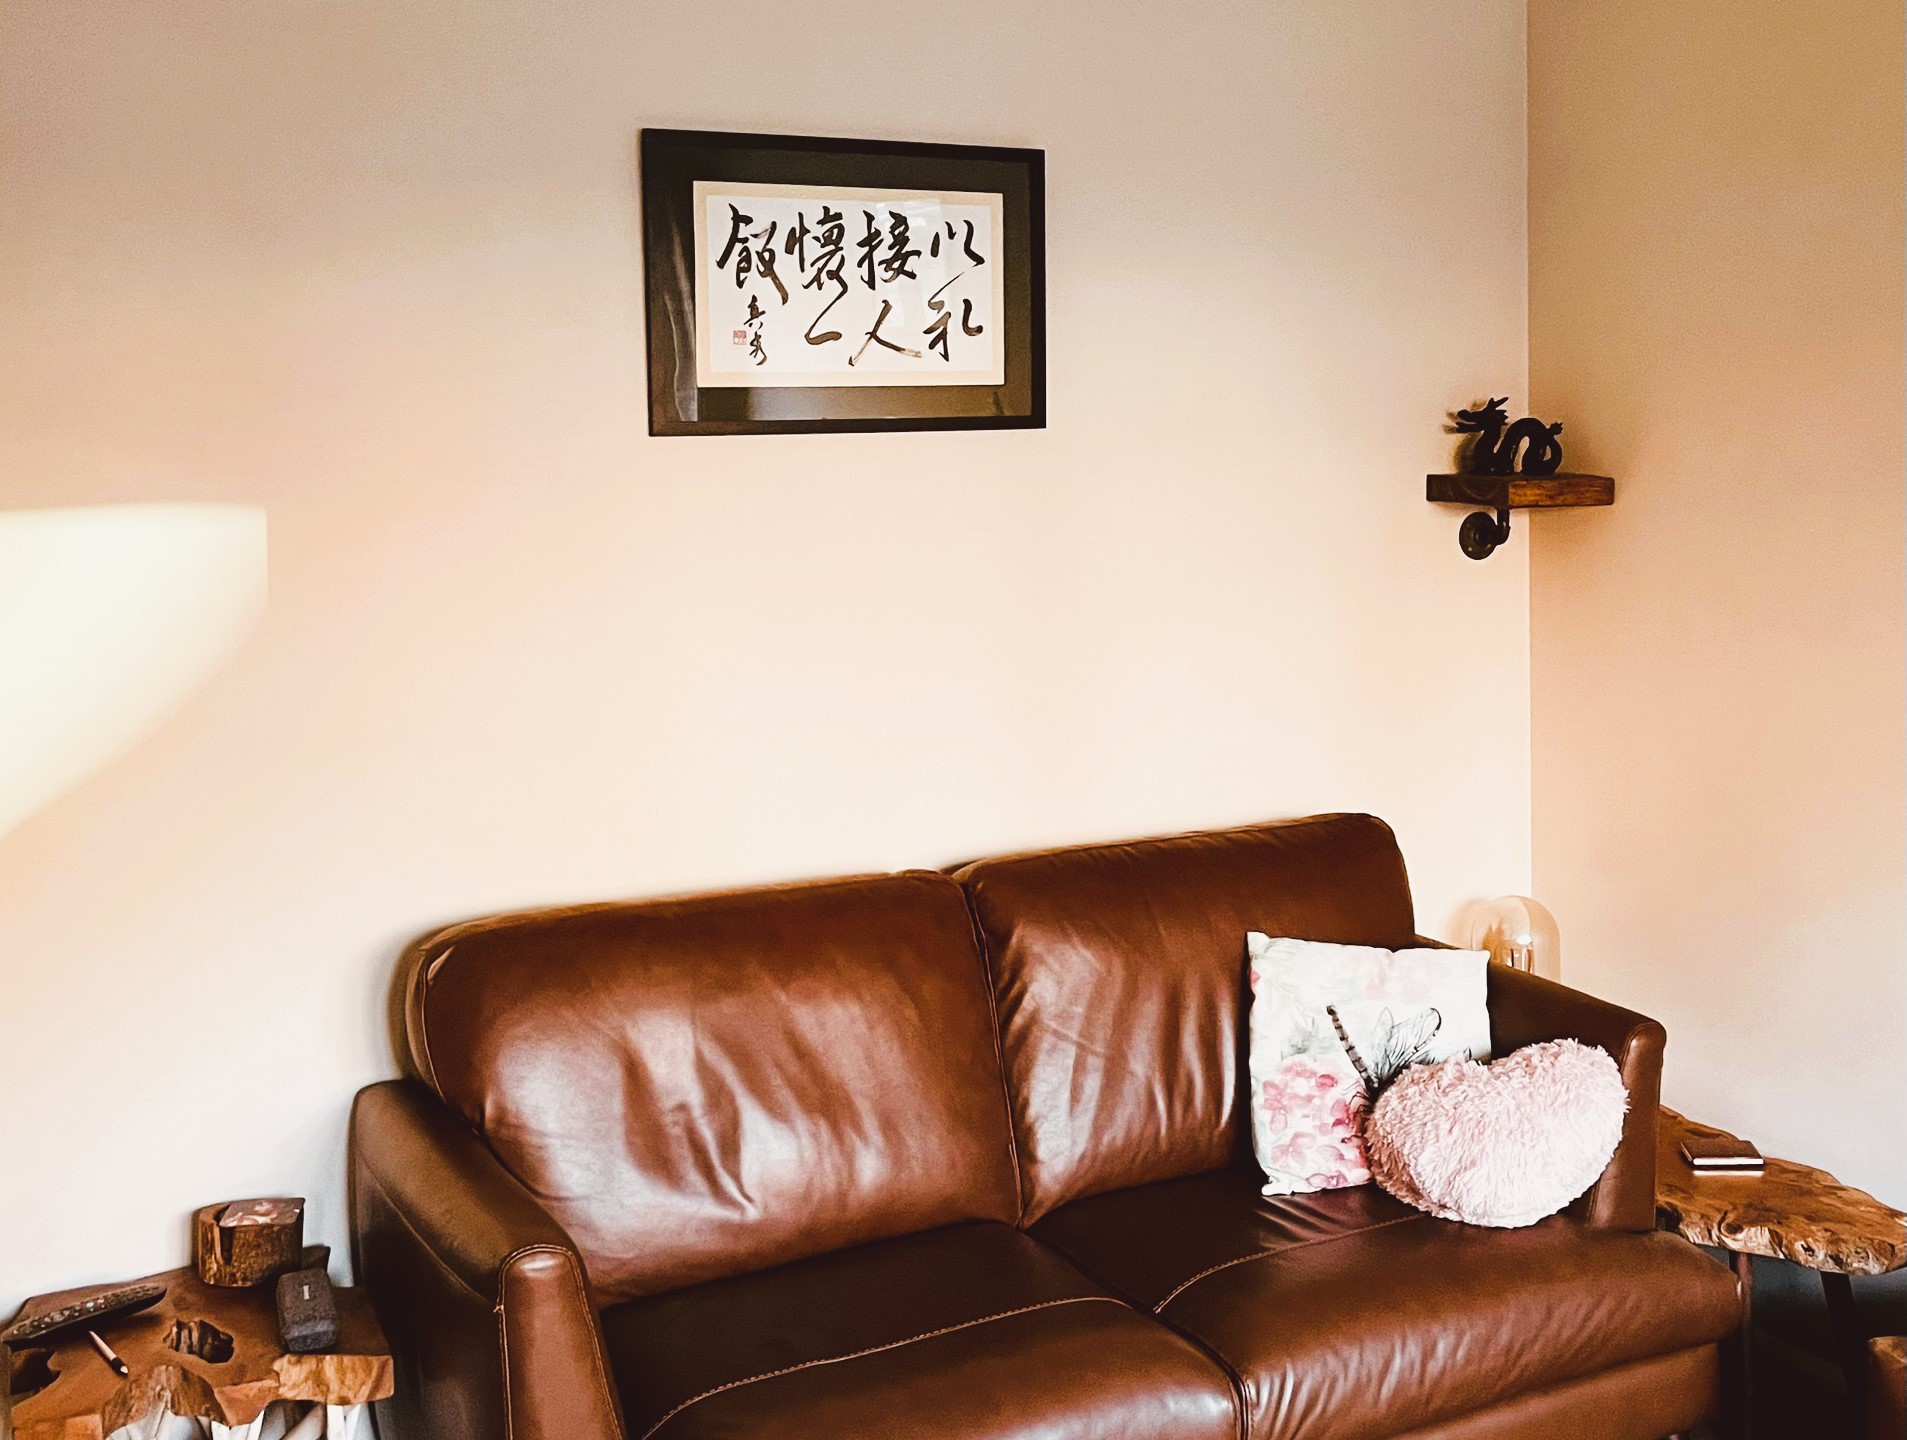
<box><xmin>1458</xmin><ymin>507</ymin><xmax>1513</xmax><ymax>560</ymax></box>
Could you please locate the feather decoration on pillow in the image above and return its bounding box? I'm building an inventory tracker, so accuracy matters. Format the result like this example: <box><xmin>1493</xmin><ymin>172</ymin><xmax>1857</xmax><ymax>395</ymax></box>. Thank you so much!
<box><xmin>1326</xmin><ymin>1003</ymin><xmax>1444</xmax><ymax>1100</ymax></box>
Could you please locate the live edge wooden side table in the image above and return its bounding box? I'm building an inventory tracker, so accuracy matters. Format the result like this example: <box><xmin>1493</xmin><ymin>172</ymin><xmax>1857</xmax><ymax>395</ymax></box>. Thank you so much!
<box><xmin>1656</xmin><ymin>1108</ymin><xmax>1907</xmax><ymax>1435</ymax></box>
<box><xmin>3</xmin><ymin>1258</ymin><xmax>393</xmax><ymax>1440</ymax></box>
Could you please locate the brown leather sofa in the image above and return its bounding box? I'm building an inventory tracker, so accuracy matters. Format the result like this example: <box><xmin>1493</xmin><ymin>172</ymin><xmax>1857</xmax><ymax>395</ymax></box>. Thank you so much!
<box><xmin>350</xmin><ymin>813</ymin><xmax>1741</xmax><ymax>1440</ymax></box>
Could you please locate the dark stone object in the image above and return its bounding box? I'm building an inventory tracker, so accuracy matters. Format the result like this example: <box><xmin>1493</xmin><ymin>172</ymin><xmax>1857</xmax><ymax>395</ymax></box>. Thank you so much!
<box><xmin>275</xmin><ymin>1268</ymin><xmax>338</xmax><ymax>1355</ymax></box>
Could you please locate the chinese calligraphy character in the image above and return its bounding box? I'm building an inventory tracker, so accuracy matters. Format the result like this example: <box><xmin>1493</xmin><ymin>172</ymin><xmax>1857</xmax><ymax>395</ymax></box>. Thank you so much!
<box><xmin>801</xmin><ymin>205</ymin><xmax>849</xmax><ymax>345</ymax></box>
<box><xmin>955</xmin><ymin>218</ymin><xmax>986</xmax><ymax>266</ymax></box>
<box><xmin>744</xmin><ymin>294</ymin><xmax>767</xmax><ymax>366</ymax></box>
<box><xmin>922</xmin><ymin>269</ymin><xmax>986</xmax><ymax>362</ymax></box>
<box><xmin>878</xmin><ymin>211</ymin><xmax>920</xmax><ymax>283</ymax></box>
<box><xmin>716</xmin><ymin>203</ymin><xmax>794</xmax><ymax>304</ymax></box>
<box><xmin>927</xmin><ymin>220</ymin><xmax>987</xmax><ymax>267</ymax></box>
<box><xmin>849</xmin><ymin>299</ymin><xmax>922</xmax><ymax>366</ymax></box>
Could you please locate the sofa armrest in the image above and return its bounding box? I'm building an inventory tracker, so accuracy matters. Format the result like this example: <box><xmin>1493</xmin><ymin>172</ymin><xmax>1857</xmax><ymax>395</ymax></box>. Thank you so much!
<box><xmin>350</xmin><ymin>1079</ymin><xmax>626</xmax><ymax>1440</ymax></box>
<box><xmin>1485</xmin><ymin>966</ymin><xmax>1664</xmax><ymax>1232</ymax></box>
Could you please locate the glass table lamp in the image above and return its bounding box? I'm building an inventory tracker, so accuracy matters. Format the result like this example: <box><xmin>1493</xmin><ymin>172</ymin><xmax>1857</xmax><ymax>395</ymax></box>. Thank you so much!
<box><xmin>1466</xmin><ymin>896</ymin><xmax>1561</xmax><ymax>980</ymax></box>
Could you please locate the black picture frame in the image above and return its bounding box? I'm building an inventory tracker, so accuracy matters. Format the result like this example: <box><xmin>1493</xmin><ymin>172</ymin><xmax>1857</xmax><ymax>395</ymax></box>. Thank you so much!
<box><xmin>640</xmin><ymin>128</ymin><xmax>1046</xmax><ymax>437</ymax></box>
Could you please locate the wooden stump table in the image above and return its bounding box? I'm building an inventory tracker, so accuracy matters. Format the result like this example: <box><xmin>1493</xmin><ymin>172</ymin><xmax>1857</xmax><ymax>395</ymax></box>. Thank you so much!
<box><xmin>1656</xmin><ymin>1108</ymin><xmax>1907</xmax><ymax>1437</ymax></box>
<box><xmin>3</xmin><ymin>1259</ymin><xmax>392</xmax><ymax>1440</ymax></box>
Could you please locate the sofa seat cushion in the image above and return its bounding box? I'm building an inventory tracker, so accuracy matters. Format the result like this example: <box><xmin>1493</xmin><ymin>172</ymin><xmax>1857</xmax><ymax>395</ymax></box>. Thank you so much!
<box><xmin>601</xmin><ymin>1220</ymin><xmax>1239</xmax><ymax>1440</ymax></box>
<box><xmin>1031</xmin><ymin>1169</ymin><xmax>1742</xmax><ymax>1440</ymax></box>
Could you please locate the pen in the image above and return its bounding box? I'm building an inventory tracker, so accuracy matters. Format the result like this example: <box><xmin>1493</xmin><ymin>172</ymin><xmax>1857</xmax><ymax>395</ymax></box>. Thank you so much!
<box><xmin>87</xmin><ymin>1328</ymin><xmax>130</xmax><ymax>1378</ymax></box>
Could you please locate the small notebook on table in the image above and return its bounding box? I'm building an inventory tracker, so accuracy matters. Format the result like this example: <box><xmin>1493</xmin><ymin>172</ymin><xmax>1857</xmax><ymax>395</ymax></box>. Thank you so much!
<box><xmin>1680</xmin><ymin>1134</ymin><xmax>1764</xmax><ymax>1174</ymax></box>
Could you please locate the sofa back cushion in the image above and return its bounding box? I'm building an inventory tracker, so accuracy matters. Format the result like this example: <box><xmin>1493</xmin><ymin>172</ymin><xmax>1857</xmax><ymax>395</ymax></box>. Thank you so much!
<box><xmin>402</xmin><ymin>871</ymin><xmax>1020</xmax><ymax>1301</ymax></box>
<box><xmin>953</xmin><ymin>814</ymin><xmax>1418</xmax><ymax>1223</ymax></box>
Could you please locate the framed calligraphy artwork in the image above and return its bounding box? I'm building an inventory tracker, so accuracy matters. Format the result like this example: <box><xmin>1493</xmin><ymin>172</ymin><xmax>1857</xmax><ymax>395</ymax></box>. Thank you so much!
<box><xmin>641</xmin><ymin>129</ymin><xmax>1045</xmax><ymax>436</ymax></box>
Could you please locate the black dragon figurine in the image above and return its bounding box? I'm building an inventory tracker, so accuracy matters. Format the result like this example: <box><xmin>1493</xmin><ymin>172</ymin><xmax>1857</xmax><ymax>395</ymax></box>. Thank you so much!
<box><xmin>1450</xmin><ymin>397</ymin><xmax>1564</xmax><ymax>476</ymax></box>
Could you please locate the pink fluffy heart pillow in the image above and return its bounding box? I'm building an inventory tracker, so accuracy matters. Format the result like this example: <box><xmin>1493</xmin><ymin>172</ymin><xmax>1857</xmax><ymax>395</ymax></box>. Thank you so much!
<box><xmin>1365</xmin><ymin>1038</ymin><xmax>1628</xmax><ymax>1228</ymax></box>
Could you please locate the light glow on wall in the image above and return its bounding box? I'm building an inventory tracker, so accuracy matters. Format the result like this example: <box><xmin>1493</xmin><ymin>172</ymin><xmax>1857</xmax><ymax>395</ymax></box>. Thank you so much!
<box><xmin>0</xmin><ymin>504</ymin><xmax>268</xmax><ymax>841</ymax></box>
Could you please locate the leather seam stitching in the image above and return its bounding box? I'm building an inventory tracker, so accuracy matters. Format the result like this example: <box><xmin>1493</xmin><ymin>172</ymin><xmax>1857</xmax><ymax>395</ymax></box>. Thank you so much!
<box><xmin>497</xmin><ymin>1276</ymin><xmax>515</xmax><ymax>1440</ymax></box>
<box><xmin>565</xmin><ymin>1248</ymin><xmax>627</xmax><ymax>1439</ymax></box>
<box><xmin>1152</xmin><ymin>1214</ymin><xmax>1428</xmax><ymax>1312</ymax></box>
<box><xmin>1030</xmin><ymin>1234</ymin><xmax>1250</xmax><ymax>1440</ymax></box>
<box><xmin>632</xmin><ymin>1295</ymin><xmax>1122</xmax><ymax>1440</ymax></box>
<box><xmin>504</xmin><ymin>1244</ymin><xmax>627</xmax><ymax>1439</ymax></box>
<box><xmin>415</xmin><ymin>943</ymin><xmax>449</xmax><ymax>1095</ymax></box>
<box><xmin>960</xmin><ymin>886</ymin><xmax>1028</xmax><ymax>1225</ymax></box>
<box><xmin>1146</xmin><ymin>1315</ymin><xmax>1251</xmax><ymax>1440</ymax></box>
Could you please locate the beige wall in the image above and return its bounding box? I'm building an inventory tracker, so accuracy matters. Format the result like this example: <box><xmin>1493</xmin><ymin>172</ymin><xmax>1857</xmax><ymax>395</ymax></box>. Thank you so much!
<box><xmin>1529</xmin><ymin>1</ymin><xmax>1906</xmax><ymax>1203</ymax></box>
<box><xmin>0</xmin><ymin>1</ymin><xmax>1530</xmax><ymax>1309</ymax></box>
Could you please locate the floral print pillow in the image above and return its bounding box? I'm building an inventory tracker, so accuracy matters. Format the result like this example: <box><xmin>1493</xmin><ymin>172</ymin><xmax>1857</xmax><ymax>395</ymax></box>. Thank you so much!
<box><xmin>1246</xmin><ymin>934</ymin><xmax>1491</xmax><ymax>1196</ymax></box>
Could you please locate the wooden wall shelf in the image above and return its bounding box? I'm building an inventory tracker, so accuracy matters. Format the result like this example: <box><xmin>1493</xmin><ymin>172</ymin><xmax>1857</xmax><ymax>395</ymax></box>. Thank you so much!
<box><xmin>1425</xmin><ymin>472</ymin><xmax>1615</xmax><ymax>559</ymax></box>
<box><xmin>1425</xmin><ymin>473</ymin><xmax>1614</xmax><ymax>509</ymax></box>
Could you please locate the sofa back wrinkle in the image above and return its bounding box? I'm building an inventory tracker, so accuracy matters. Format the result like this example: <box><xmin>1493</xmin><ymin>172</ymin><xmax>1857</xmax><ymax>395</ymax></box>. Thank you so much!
<box><xmin>401</xmin><ymin>870</ymin><xmax>1020</xmax><ymax>1302</ymax></box>
<box><xmin>953</xmin><ymin>813</ymin><xmax>1418</xmax><ymax>1224</ymax></box>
